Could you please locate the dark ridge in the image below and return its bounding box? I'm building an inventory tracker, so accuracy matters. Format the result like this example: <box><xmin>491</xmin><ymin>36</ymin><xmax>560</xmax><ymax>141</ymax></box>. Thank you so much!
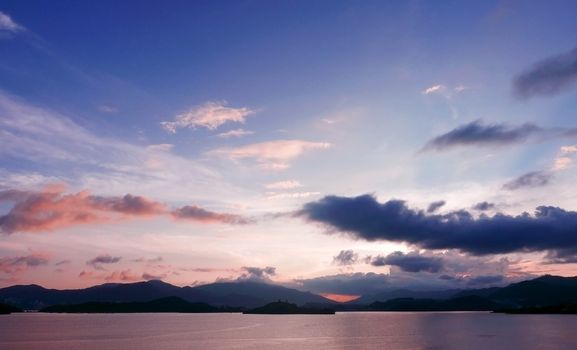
<box><xmin>0</xmin><ymin>302</ymin><xmax>22</xmax><ymax>314</ymax></box>
<box><xmin>243</xmin><ymin>301</ymin><xmax>335</xmax><ymax>314</ymax></box>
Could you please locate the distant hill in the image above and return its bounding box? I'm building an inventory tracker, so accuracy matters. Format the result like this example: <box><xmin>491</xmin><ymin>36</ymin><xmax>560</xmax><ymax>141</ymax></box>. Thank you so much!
<box><xmin>243</xmin><ymin>301</ymin><xmax>335</xmax><ymax>314</ymax></box>
<box><xmin>0</xmin><ymin>280</ymin><xmax>333</xmax><ymax>310</ymax></box>
<box><xmin>352</xmin><ymin>288</ymin><xmax>461</xmax><ymax>305</ymax></box>
<box><xmin>41</xmin><ymin>296</ymin><xmax>219</xmax><ymax>313</ymax></box>
<box><xmin>366</xmin><ymin>295</ymin><xmax>502</xmax><ymax>312</ymax></box>
<box><xmin>0</xmin><ymin>302</ymin><xmax>22</xmax><ymax>314</ymax></box>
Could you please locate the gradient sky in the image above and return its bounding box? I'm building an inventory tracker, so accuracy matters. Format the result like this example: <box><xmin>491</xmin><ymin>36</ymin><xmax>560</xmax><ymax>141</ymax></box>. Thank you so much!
<box><xmin>1</xmin><ymin>0</ymin><xmax>577</xmax><ymax>299</ymax></box>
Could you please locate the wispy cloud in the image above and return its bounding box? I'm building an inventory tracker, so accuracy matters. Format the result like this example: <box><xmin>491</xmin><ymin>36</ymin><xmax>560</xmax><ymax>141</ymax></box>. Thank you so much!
<box><xmin>422</xmin><ymin>120</ymin><xmax>543</xmax><ymax>151</ymax></box>
<box><xmin>502</xmin><ymin>171</ymin><xmax>552</xmax><ymax>191</ymax></box>
<box><xmin>0</xmin><ymin>253</ymin><xmax>50</xmax><ymax>274</ymax></box>
<box><xmin>171</xmin><ymin>205</ymin><xmax>251</xmax><ymax>225</ymax></box>
<box><xmin>0</xmin><ymin>11</ymin><xmax>25</xmax><ymax>36</ymax></box>
<box><xmin>422</xmin><ymin>84</ymin><xmax>445</xmax><ymax>95</ymax></box>
<box><xmin>553</xmin><ymin>145</ymin><xmax>577</xmax><ymax>170</ymax></box>
<box><xmin>264</xmin><ymin>180</ymin><xmax>303</xmax><ymax>190</ymax></box>
<box><xmin>210</xmin><ymin>139</ymin><xmax>331</xmax><ymax>170</ymax></box>
<box><xmin>514</xmin><ymin>46</ymin><xmax>577</xmax><ymax>98</ymax></box>
<box><xmin>86</xmin><ymin>254</ymin><xmax>122</xmax><ymax>270</ymax></box>
<box><xmin>161</xmin><ymin>101</ymin><xmax>255</xmax><ymax>133</ymax></box>
<box><xmin>217</xmin><ymin>128</ymin><xmax>254</xmax><ymax>138</ymax></box>
<box><xmin>0</xmin><ymin>186</ymin><xmax>252</xmax><ymax>233</ymax></box>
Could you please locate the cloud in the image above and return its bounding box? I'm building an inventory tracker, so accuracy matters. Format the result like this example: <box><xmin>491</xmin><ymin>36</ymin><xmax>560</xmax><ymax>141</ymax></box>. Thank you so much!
<box><xmin>426</xmin><ymin>200</ymin><xmax>446</xmax><ymax>213</ymax></box>
<box><xmin>97</xmin><ymin>105</ymin><xmax>118</xmax><ymax>113</ymax></box>
<box><xmin>171</xmin><ymin>205</ymin><xmax>251</xmax><ymax>224</ymax></box>
<box><xmin>0</xmin><ymin>253</ymin><xmax>50</xmax><ymax>274</ymax></box>
<box><xmin>466</xmin><ymin>275</ymin><xmax>504</xmax><ymax>286</ymax></box>
<box><xmin>0</xmin><ymin>187</ymin><xmax>166</xmax><ymax>234</ymax></box>
<box><xmin>264</xmin><ymin>180</ymin><xmax>303</xmax><ymax>190</ymax></box>
<box><xmin>161</xmin><ymin>101</ymin><xmax>255</xmax><ymax>133</ymax></box>
<box><xmin>422</xmin><ymin>120</ymin><xmax>542</xmax><ymax>151</ymax></box>
<box><xmin>86</xmin><ymin>254</ymin><xmax>122</xmax><ymax>270</ymax></box>
<box><xmin>502</xmin><ymin>171</ymin><xmax>552</xmax><ymax>191</ymax></box>
<box><xmin>299</xmin><ymin>194</ymin><xmax>577</xmax><ymax>256</ymax></box>
<box><xmin>369</xmin><ymin>251</ymin><xmax>444</xmax><ymax>273</ymax></box>
<box><xmin>210</xmin><ymin>139</ymin><xmax>331</xmax><ymax>170</ymax></box>
<box><xmin>0</xmin><ymin>11</ymin><xmax>24</xmax><ymax>35</ymax></box>
<box><xmin>0</xmin><ymin>186</ymin><xmax>251</xmax><ymax>233</ymax></box>
<box><xmin>217</xmin><ymin>128</ymin><xmax>254</xmax><ymax>138</ymax></box>
<box><xmin>296</xmin><ymin>272</ymin><xmax>391</xmax><ymax>295</ymax></box>
<box><xmin>472</xmin><ymin>201</ymin><xmax>495</xmax><ymax>211</ymax></box>
<box><xmin>514</xmin><ymin>46</ymin><xmax>577</xmax><ymax>98</ymax></box>
<box><xmin>237</xmin><ymin>266</ymin><xmax>276</xmax><ymax>282</ymax></box>
<box><xmin>422</xmin><ymin>85</ymin><xmax>445</xmax><ymax>95</ymax></box>
<box><xmin>265</xmin><ymin>191</ymin><xmax>320</xmax><ymax>200</ymax></box>
<box><xmin>553</xmin><ymin>145</ymin><xmax>577</xmax><ymax>171</ymax></box>
<box><xmin>142</xmin><ymin>272</ymin><xmax>167</xmax><ymax>280</ymax></box>
<box><xmin>332</xmin><ymin>250</ymin><xmax>358</xmax><ymax>266</ymax></box>
<box><xmin>104</xmin><ymin>269</ymin><xmax>140</xmax><ymax>282</ymax></box>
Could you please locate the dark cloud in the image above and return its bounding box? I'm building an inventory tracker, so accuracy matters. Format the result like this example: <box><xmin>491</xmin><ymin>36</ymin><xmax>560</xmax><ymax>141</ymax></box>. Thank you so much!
<box><xmin>142</xmin><ymin>272</ymin><xmax>167</xmax><ymax>280</ymax></box>
<box><xmin>369</xmin><ymin>251</ymin><xmax>444</xmax><ymax>273</ymax></box>
<box><xmin>332</xmin><ymin>250</ymin><xmax>358</xmax><ymax>266</ymax></box>
<box><xmin>299</xmin><ymin>194</ymin><xmax>577</xmax><ymax>256</ymax></box>
<box><xmin>514</xmin><ymin>46</ymin><xmax>577</xmax><ymax>98</ymax></box>
<box><xmin>55</xmin><ymin>259</ymin><xmax>71</xmax><ymax>266</ymax></box>
<box><xmin>297</xmin><ymin>272</ymin><xmax>391</xmax><ymax>295</ymax></box>
<box><xmin>427</xmin><ymin>201</ymin><xmax>446</xmax><ymax>213</ymax></box>
<box><xmin>172</xmin><ymin>205</ymin><xmax>251</xmax><ymax>225</ymax></box>
<box><xmin>472</xmin><ymin>201</ymin><xmax>495</xmax><ymax>211</ymax></box>
<box><xmin>0</xmin><ymin>253</ymin><xmax>50</xmax><ymax>274</ymax></box>
<box><xmin>503</xmin><ymin>171</ymin><xmax>552</xmax><ymax>191</ymax></box>
<box><xmin>238</xmin><ymin>266</ymin><xmax>276</xmax><ymax>281</ymax></box>
<box><xmin>422</xmin><ymin>120</ymin><xmax>541</xmax><ymax>151</ymax></box>
<box><xmin>86</xmin><ymin>254</ymin><xmax>122</xmax><ymax>270</ymax></box>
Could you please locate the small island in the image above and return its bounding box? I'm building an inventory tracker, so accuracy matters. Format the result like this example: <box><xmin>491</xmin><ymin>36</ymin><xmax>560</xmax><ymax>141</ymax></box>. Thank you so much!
<box><xmin>243</xmin><ymin>301</ymin><xmax>335</xmax><ymax>315</ymax></box>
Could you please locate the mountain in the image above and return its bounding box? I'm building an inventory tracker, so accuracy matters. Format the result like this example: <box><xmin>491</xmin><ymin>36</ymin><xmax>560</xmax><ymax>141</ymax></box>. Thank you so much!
<box><xmin>243</xmin><ymin>301</ymin><xmax>335</xmax><ymax>314</ymax></box>
<box><xmin>190</xmin><ymin>281</ymin><xmax>333</xmax><ymax>308</ymax></box>
<box><xmin>0</xmin><ymin>302</ymin><xmax>22</xmax><ymax>314</ymax></box>
<box><xmin>41</xmin><ymin>296</ymin><xmax>219</xmax><ymax>313</ymax></box>
<box><xmin>487</xmin><ymin>275</ymin><xmax>577</xmax><ymax>307</ymax></box>
<box><xmin>0</xmin><ymin>280</ymin><xmax>333</xmax><ymax>310</ymax></box>
<box><xmin>367</xmin><ymin>295</ymin><xmax>503</xmax><ymax>312</ymax></box>
<box><xmin>352</xmin><ymin>288</ymin><xmax>461</xmax><ymax>305</ymax></box>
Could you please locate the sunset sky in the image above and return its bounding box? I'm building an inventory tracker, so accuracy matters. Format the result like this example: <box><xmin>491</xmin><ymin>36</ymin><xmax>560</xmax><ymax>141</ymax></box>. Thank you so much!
<box><xmin>1</xmin><ymin>0</ymin><xmax>577</xmax><ymax>299</ymax></box>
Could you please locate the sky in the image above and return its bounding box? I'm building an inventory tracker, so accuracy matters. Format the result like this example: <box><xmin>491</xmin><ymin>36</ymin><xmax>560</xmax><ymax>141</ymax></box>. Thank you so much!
<box><xmin>1</xmin><ymin>0</ymin><xmax>577</xmax><ymax>300</ymax></box>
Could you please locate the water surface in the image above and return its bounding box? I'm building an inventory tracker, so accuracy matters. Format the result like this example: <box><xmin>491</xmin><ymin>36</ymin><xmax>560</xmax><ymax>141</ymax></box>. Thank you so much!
<box><xmin>1</xmin><ymin>312</ymin><xmax>575</xmax><ymax>350</ymax></box>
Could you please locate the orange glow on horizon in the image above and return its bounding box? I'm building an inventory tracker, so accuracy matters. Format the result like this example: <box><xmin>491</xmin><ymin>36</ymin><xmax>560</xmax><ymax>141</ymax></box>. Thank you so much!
<box><xmin>321</xmin><ymin>293</ymin><xmax>360</xmax><ymax>303</ymax></box>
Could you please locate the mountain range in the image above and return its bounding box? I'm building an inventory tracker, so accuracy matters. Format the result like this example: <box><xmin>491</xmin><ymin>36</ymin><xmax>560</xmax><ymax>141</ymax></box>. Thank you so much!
<box><xmin>2</xmin><ymin>275</ymin><xmax>577</xmax><ymax>311</ymax></box>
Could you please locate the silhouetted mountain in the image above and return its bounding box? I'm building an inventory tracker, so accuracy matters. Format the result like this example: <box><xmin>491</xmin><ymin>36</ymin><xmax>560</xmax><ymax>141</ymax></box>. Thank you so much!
<box><xmin>0</xmin><ymin>280</ymin><xmax>332</xmax><ymax>309</ymax></box>
<box><xmin>41</xmin><ymin>296</ymin><xmax>220</xmax><ymax>313</ymax></box>
<box><xmin>496</xmin><ymin>304</ymin><xmax>577</xmax><ymax>314</ymax></box>
<box><xmin>191</xmin><ymin>281</ymin><xmax>333</xmax><ymax>308</ymax></box>
<box><xmin>367</xmin><ymin>295</ymin><xmax>502</xmax><ymax>311</ymax></box>
<box><xmin>243</xmin><ymin>301</ymin><xmax>335</xmax><ymax>314</ymax></box>
<box><xmin>487</xmin><ymin>275</ymin><xmax>577</xmax><ymax>307</ymax></box>
<box><xmin>352</xmin><ymin>288</ymin><xmax>461</xmax><ymax>305</ymax></box>
<box><xmin>0</xmin><ymin>302</ymin><xmax>22</xmax><ymax>314</ymax></box>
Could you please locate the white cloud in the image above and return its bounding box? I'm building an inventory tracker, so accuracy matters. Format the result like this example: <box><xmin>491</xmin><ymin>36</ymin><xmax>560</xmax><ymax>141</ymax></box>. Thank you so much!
<box><xmin>97</xmin><ymin>105</ymin><xmax>118</xmax><ymax>113</ymax></box>
<box><xmin>0</xmin><ymin>92</ymin><xmax>247</xmax><ymax>203</ymax></box>
<box><xmin>0</xmin><ymin>11</ymin><xmax>24</xmax><ymax>34</ymax></box>
<box><xmin>217</xmin><ymin>128</ymin><xmax>254</xmax><ymax>138</ymax></box>
<box><xmin>422</xmin><ymin>84</ymin><xmax>445</xmax><ymax>95</ymax></box>
<box><xmin>210</xmin><ymin>140</ymin><xmax>331</xmax><ymax>170</ymax></box>
<box><xmin>553</xmin><ymin>145</ymin><xmax>577</xmax><ymax>171</ymax></box>
<box><xmin>264</xmin><ymin>180</ymin><xmax>303</xmax><ymax>190</ymax></box>
<box><xmin>265</xmin><ymin>191</ymin><xmax>320</xmax><ymax>199</ymax></box>
<box><xmin>161</xmin><ymin>101</ymin><xmax>255</xmax><ymax>133</ymax></box>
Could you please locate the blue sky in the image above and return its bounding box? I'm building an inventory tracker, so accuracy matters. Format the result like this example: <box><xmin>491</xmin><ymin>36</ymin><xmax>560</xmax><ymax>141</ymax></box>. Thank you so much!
<box><xmin>1</xmin><ymin>1</ymin><xmax>577</xmax><ymax>298</ymax></box>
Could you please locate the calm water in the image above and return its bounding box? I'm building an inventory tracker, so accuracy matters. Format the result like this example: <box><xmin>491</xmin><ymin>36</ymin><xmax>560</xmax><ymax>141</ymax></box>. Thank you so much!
<box><xmin>1</xmin><ymin>312</ymin><xmax>576</xmax><ymax>350</ymax></box>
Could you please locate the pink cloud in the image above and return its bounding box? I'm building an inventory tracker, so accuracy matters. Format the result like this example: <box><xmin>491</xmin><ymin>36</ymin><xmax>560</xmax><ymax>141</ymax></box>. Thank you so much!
<box><xmin>0</xmin><ymin>252</ymin><xmax>50</xmax><ymax>274</ymax></box>
<box><xmin>0</xmin><ymin>186</ymin><xmax>248</xmax><ymax>233</ymax></box>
